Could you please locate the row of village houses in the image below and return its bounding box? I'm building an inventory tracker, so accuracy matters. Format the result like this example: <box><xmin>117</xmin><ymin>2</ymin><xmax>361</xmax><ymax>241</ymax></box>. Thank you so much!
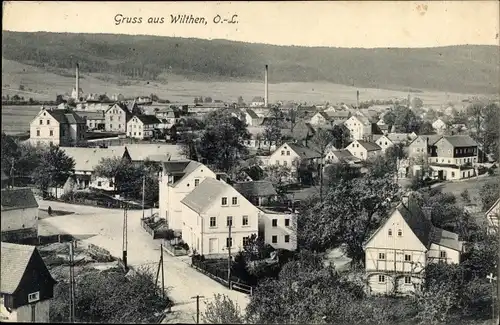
<box><xmin>2</xmin><ymin>162</ymin><xmax>499</xmax><ymax>313</ymax></box>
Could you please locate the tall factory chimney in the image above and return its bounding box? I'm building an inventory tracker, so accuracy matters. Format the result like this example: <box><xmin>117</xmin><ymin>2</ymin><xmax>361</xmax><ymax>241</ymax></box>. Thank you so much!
<box><xmin>264</xmin><ymin>64</ymin><xmax>269</xmax><ymax>108</ymax></box>
<box><xmin>356</xmin><ymin>90</ymin><xmax>360</xmax><ymax>109</ymax></box>
<box><xmin>75</xmin><ymin>63</ymin><xmax>80</xmax><ymax>101</ymax></box>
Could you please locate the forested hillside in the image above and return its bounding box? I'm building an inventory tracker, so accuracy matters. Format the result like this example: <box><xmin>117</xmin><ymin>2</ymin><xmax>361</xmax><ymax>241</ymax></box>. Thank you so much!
<box><xmin>2</xmin><ymin>31</ymin><xmax>499</xmax><ymax>94</ymax></box>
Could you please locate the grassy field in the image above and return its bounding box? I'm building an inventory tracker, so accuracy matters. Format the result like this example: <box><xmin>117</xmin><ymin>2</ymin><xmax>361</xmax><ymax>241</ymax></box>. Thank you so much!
<box><xmin>434</xmin><ymin>174</ymin><xmax>499</xmax><ymax>208</ymax></box>
<box><xmin>1</xmin><ymin>58</ymin><xmax>482</xmax><ymax>134</ymax></box>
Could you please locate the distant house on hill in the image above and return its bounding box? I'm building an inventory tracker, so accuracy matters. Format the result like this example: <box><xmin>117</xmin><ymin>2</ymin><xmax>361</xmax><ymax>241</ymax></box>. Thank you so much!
<box><xmin>250</xmin><ymin>97</ymin><xmax>265</xmax><ymax>108</ymax></box>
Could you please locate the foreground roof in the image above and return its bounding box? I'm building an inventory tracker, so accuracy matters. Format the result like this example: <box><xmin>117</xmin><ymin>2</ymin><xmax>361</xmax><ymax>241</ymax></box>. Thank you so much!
<box><xmin>181</xmin><ymin>178</ymin><xmax>229</xmax><ymax>214</ymax></box>
<box><xmin>1</xmin><ymin>188</ymin><xmax>39</xmax><ymax>211</ymax></box>
<box><xmin>1</xmin><ymin>242</ymin><xmax>36</xmax><ymax>294</ymax></box>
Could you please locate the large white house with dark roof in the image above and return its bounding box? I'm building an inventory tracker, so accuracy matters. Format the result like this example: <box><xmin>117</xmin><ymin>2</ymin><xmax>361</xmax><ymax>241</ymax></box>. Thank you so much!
<box><xmin>1</xmin><ymin>188</ymin><xmax>39</xmax><ymax>242</ymax></box>
<box><xmin>364</xmin><ymin>192</ymin><xmax>462</xmax><ymax>295</ymax></box>
<box><xmin>159</xmin><ymin>160</ymin><xmax>217</xmax><ymax>231</ymax></box>
<box><xmin>29</xmin><ymin>107</ymin><xmax>86</xmax><ymax>146</ymax></box>
<box><xmin>0</xmin><ymin>242</ymin><xmax>57</xmax><ymax>322</ymax></box>
<box><xmin>181</xmin><ymin>178</ymin><xmax>260</xmax><ymax>256</ymax></box>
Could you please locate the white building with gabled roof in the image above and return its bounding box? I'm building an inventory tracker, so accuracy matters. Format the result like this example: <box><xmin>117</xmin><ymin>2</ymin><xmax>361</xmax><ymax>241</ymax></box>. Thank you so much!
<box><xmin>181</xmin><ymin>178</ymin><xmax>260</xmax><ymax>256</ymax></box>
<box><xmin>346</xmin><ymin>140</ymin><xmax>382</xmax><ymax>161</ymax></box>
<box><xmin>364</xmin><ymin>193</ymin><xmax>462</xmax><ymax>295</ymax></box>
<box><xmin>159</xmin><ymin>160</ymin><xmax>218</xmax><ymax>231</ymax></box>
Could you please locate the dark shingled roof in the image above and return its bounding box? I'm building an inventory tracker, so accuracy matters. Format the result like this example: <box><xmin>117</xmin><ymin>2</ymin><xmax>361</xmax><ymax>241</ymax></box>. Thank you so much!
<box><xmin>1</xmin><ymin>188</ymin><xmax>39</xmax><ymax>211</ymax></box>
<box><xmin>397</xmin><ymin>199</ymin><xmax>434</xmax><ymax>248</ymax></box>
<box><xmin>46</xmin><ymin>109</ymin><xmax>86</xmax><ymax>124</ymax></box>
<box><xmin>134</xmin><ymin>115</ymin><xmax>162</xmax><ymax>125</ymax></box>
<box><xmin>233</xmin><ymin>181</ymin><xmax>277</xmax><ymax>198</ymax></box>
<box><xmin>287</xmin><ymin>143</ymin><xmax>322</xmax><ymax>159</ymax></box>
<box><xmin>246</xmin><ymin>109</ymin><xmax>259</xmax><ymax>119</ymax></box>
<box><xmin>440</xmin><ymin>135</ymin><xmax>478</xmax><ymax>147</ymax></box>
<box><xmin>357</xmin><ymin>140</ymin><xmax>382</xmax><ymax>152</ymax></box>
<box><xmin>160</xmin><ymin>160</ymin><xmax>203</xmax><ymax>186</ymax></box>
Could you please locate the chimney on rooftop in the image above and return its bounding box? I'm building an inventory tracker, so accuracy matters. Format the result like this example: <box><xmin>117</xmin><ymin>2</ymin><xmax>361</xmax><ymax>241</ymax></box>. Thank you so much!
<box><xmin>264</xmin><ymin>65</ymin><xmax>269</xmax><ymax>108</ymax></box>
<box><xmin>76</xmin><ymin>63</ymin><xmax>80</xmax><ymax>101</ymax></box>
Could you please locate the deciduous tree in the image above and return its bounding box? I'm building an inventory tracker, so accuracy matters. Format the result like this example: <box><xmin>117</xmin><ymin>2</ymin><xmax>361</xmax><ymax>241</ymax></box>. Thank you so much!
<box><xmin>32</xmin><ymin>145</ymin><xmax>75</xmax><ymax>196</ymax></box>
<box><xmin>197</xmin><ymin>110</ymin><xmax>250</xmax><ymax>172</ymax></box>
<box><xmin>298</xmin><ymin>176</ymin><xmax>399</xmax><ymax>260</ymax></box>
<box><xmin>202</xmin><ymin>294</ymin><xmax>245</xmax><ymax>324</ymax></box>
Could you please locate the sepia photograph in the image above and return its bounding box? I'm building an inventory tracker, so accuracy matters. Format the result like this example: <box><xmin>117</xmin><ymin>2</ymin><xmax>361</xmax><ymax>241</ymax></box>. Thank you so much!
<box><xmin>1</xmin><ymin>1</ymin><xmax>499</xmax><ymax>324</ymax></box>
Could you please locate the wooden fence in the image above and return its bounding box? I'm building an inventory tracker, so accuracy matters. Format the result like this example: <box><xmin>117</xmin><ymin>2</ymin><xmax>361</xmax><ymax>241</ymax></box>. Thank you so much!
<box><xmin>162</xmin><ymin>241</ymin><xmax>188</xmax><ymax>257</ymax></box>
<box><xmin>190</xmin><ymin>258</ymin><xmax>254</xmax><ymax>295</ymax></box>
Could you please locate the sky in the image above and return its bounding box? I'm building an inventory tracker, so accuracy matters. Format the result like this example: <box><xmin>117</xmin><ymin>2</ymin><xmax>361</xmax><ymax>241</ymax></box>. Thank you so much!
<box><xmin>2</xmin><ymin>1</ymin><xmax>499</xmax><ymax>48</ymax></box>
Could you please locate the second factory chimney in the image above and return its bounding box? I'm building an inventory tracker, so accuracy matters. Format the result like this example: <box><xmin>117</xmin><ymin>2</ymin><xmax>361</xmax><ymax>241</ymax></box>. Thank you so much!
<box><xmin>264</xmin><ymin>64</ymin><xmax>269</xmax><ymax>108</ymax></box>
<box><xmin>75</xmin><ymin>63</ymin><xmax>80</xmax><ymax>101</ymax></box>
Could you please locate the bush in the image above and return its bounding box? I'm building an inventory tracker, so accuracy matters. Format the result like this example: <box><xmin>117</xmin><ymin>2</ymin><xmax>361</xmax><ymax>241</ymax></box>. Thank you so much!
<box><xmin>50</xmin><ymin>266</ymin><xmax>171</xmax><ymax>323</ymax></box>
<box><xmin>175</xmin><ymin>241</ymin><xmax>189</xmax><ymax>251</ymax></box>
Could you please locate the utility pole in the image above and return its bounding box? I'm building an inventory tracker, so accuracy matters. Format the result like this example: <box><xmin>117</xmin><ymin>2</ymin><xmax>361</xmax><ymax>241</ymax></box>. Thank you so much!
<box><xmin>190</xmin><ymin>295</ymin><xmax>205</xmax><ymax>324</ymax></box>
<box><xmin>69</xmin><ymin>241</ymin><xmax>75</xmax><ymax>323</ymax></box>
<box><xmin>141</xmin><ymin>175</ymin><xmax>145</xmax><ymax>220</ymax></box>
<box><xmin>161</xmin><ymin>243</ymin><xmax>165</xmax><ymax>299</ymax></box>
<box><xmin>227</xmin><ymin>223</ymin><xmax>232</xmax><ymax>287</ymax></box>
<box><xmin>122</xmin><ymin>201</ymin><xmax>128</xmax><ymax>270</ymax></box>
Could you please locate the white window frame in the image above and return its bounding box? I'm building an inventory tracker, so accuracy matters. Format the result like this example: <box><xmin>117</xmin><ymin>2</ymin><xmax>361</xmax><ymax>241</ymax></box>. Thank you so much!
<box><xmin>210</xmin><ymin>217</ymin><xmax>216</xmax><ymax>228</ymax></box>
<box><xmin>404</xmin><ymin>254</ymin><xmax>412</xmax><ymax>262</ymax></box>
<box><xmin>378</xmin><ymin>252</ymin><xmax>386</xmax><ymax>260</ymax></box>
<box><xmin>404</xmin><ymin>276</ymin><xmax>412</xmax><ymax>284</ymax></box>
<box><xmin>378</xmin><ymin>275</ymin><xmax>385</xmax><ymax>283</ymax></box>
<box><xmin>242</xmin><ymin>215</ymin><xmax>249</xmax><ymax>226</ymax></box>
<box><xmin>28</xmin><ymin>291</ymin><xmax>40</xmax><ymax>303</ymax></box>
<box><xmin>221</xmin><ymin>197</ymin><xmax>228</xmax><ymax>206</ymax></box>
